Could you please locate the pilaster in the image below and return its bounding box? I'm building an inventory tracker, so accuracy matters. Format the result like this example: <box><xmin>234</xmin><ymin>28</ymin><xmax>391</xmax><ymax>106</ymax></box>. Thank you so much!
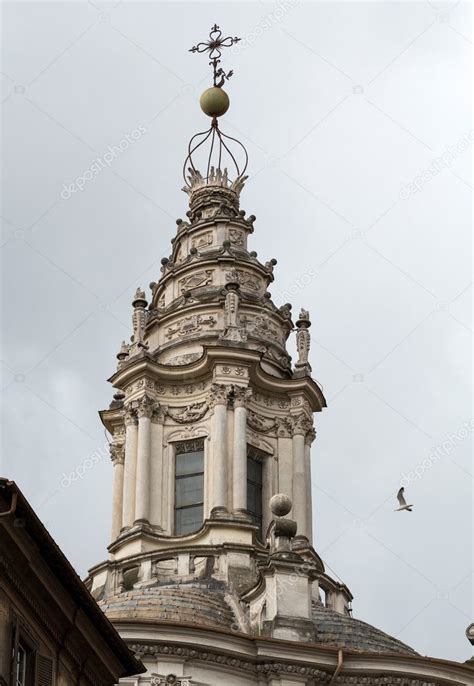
<box><xmin>135</xmin><ymin>395</ymin><xmax>154</xmax><ymax>524</ymax></box>
<box><xmin>110</xmin><ymin>443</ymin><xmax>125</xmax><ymax>541</ymax></box>
<box><xmin>232</xmin><ymin>386</ymin><xmax>252</xmax><ymax>516</ymax></box>
<box><xmin>122</xmin><ymin>407</ymin><xmax>138</xmax><ymax>528</ymax></box>
<box><xmin>291</xmin><ymin>413</ymin><xmax>313</xmax><ymax>542</ymax></box>
<box><xmin>208</xmin><ymin>383</ymin><xmax>229</xmax><ymax>514</ymax></box>
<box><xmin>150</xmin><ymin>404</ymin><xmax>166</xmax><ymax>529</ymax></box>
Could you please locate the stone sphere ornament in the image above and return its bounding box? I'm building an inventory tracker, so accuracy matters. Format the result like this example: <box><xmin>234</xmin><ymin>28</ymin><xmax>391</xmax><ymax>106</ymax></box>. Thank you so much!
<box><xmin>270</xmin><ymin>493</ymin><xmax>292</xmax><ymax>517</ymax></box>
<box><xmin>200</xmin><ymin>87</ymin><xmax>230</xmax><ymax>117</ymax></box>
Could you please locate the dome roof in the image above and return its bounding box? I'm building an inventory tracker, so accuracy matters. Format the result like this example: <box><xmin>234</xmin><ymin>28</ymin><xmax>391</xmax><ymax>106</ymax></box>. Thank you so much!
<box><xmin>312</xmin><ymin>603</ymin><xmax>415</xmax><ymax>655</ymax></box>
<box><xmin>100</xmin><ymin>580</ymin><xmax>415</xmax><ymax>656</ymax></box>
<box><xmin>100</xmin><ymin>580</ymin><xmax>237</xmax><ymax>630</ymax></box>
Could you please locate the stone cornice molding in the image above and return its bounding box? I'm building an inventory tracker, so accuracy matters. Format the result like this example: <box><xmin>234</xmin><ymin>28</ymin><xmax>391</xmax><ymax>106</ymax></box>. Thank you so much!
<box><xmin>106</xmin><ymin>516</ymin><xmax>258</xmax><ymax>555</ymax></box>
<box><xmin>125</xmin><ymin>643</ymin><xmax>449</xmax><ymax>686</ymax></box>
<box><xmin>108</xmin><ymin>347</ymin><xmax>325</xmax><ymax>412</ymax></box>
<box><xmin>129</xmin><ymin>643</ymin><xmax>255</xmax><ymax>675</ymax></box>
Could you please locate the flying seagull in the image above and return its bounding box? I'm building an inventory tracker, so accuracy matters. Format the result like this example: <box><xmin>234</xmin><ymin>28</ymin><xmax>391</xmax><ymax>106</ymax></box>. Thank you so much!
<box><xmin>395</xmin><ymin>487</ymin><xmax>413</xmax><ymax>512</ymax></box>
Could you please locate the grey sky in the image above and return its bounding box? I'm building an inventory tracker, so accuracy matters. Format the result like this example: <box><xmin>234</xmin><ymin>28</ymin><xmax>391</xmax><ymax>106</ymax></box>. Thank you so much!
<box><xmin>1</xmin><ymin>0</ymin><xmax>472</xmax><ymax>664</ymax></box>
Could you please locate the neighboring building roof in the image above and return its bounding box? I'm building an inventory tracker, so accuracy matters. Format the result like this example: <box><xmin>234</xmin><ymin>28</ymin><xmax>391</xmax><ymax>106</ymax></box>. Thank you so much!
<box><xmin>0</xmin><ymin>478</ymin><xmax>144</xmax><ymax>679</ymax></box>
<box><xmin>100</xmin><ymin>580</ymin><xmax>237</xmax><ymax>629</ymax></box>
<box><xmin>312</xmin><ymin>602</ymin><xmax>415</xmax><ymax>655</ymax></box>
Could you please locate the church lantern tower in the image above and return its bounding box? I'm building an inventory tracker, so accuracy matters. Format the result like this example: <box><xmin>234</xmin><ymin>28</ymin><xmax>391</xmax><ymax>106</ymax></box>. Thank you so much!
<box><xmin>98</xmin><ymin>23</ymin><xmax>326</xmax><ymax>559</ymax></box>
<box><xmin>86</xmin><ymin>25</ymin><xmax>473</xmax><ymax>686</ymax></box>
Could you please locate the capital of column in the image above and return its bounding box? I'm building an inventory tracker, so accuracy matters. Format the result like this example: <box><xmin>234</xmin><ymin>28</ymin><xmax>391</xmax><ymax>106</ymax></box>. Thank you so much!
<box><xmin>124</xmin><ymin>406</ymin><xmax>138</xmax><ymax>426</ymax></box>
<box><xmin>136</xmin><ymin>394</ymin><xmax>155</xmax><ymax>419</ymax></box>
<box><xmin>233</xmin><ymin>385</ymin><xmax>252</xmax><ymax>408</ymax></box>
<box><xmin>151</xmin><ymin>403</ymin><xmax>166</xmax><ymax>424</ymax></box>
<box><xmin>291</xmin><ymin>413</ymin><xmax>313</xmax><ymax>437</ymax></box>
<box><xmin>208</xmin><ymin>383</ymin><xmax>229</xmax><ymax>409</ymax></box>
<box><xmin>305</xmin><ymin>427</ymin><xmax>317</xmax><ymax>445</ymax></box>
<box><xmin>276</xmin><ymin>417</ymin><xmax>293</xmax><ymax>438</ymax></box>
<box><xmin>110</xmin><ymin>443</ymin><xmax>125</xmax><ymax>465</ymax></box>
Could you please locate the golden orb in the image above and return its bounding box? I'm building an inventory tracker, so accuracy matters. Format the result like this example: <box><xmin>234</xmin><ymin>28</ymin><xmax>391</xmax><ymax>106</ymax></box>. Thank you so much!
<box><xmin>200</xmin><ymin>87</ymin><xmax>230</xmax><ymax>118</ymax></box>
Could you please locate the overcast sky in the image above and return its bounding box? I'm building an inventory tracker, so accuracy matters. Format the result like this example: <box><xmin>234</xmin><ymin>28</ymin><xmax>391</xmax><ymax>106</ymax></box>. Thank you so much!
<box><xmin>1</xmin><ymin>0</ymin><xmax>472</xmax><ymax>664</ymax></box>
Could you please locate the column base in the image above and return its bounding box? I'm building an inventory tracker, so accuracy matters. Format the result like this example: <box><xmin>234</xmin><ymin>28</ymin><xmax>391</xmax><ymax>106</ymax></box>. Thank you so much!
<box><xmin>293</xmin><ymin>364</ymin><xmax>312</xmax><ymax>378</ymax></box>
<box><xmin>210</xmin><ymin>506</ymin><xmax>229</xmax><ymax>519</ymax></box>
<box><xmin>232</xmin><ymin>508</ymin><xmax>253</xmax><ymax>523</ymax></box>
<box><xmin>291</xmin><ymin>534</ymin><xmax>310</xmax><ymax>550</ymax></box>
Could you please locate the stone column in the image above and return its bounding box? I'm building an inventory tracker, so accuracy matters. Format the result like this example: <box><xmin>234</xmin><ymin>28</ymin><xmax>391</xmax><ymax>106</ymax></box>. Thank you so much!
<box><xmin>305</xmin><ymin>428</ymin><xmax>316</xmax><ymax>544</ymax></box>
<box><xmin>277</xmin><ymin>419</ymin><xmax>293</xmax><ymax>501</ymax></box>
<box><xmin>135</xmin><ymin>395</ymin><xmax>153</xmax><ymax>524</ymax></box>
<box><xmin>110</xmin><ymin>443</ymin><xmax>125</xmax><ymax>541</ymax></box>
<box><xmin>291</xmin><ymin>414</ymin><xmax>311</xmax><ymax>540</ymax></box>
<box><xmin>233</xmin><ymin>387</ymin><xmax>251</xmax><ymax>514</ymax></box>
<box><xmin>210</xmin><ymin>384</ymin><xmax>229</xmax><ymax>514</ymax></box>
<box><xmin>122</xmin><ymin>407</ymin><xmax>138</xmax><ymax>528</ymax></box>
<box><xmin>150</xmin><ymin>406</ymin><xmax>165</xmax><ymax>529</ymax></box>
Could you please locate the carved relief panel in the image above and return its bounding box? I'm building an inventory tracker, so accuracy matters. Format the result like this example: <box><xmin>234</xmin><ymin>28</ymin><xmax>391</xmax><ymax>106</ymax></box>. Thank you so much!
<box><xmin>178</xmin><ymin>269</ymin><xmax>214</xmax><ymax>294</ymax></box>
<box><xmin>240</xmin><ymin>312</ymin><xmax>284</xmax><ymax>346</ymax></box>
<box><xmin>225</xmin><ymin>268</ymin><xmax>263</xmax><ymax>294</ymax></box>
<box><xmin>191</xmin><ymin>230</ymin><xmax>214</xmax><ymax>251</ymax></box>
<box><xmin>165</xmin><ymin>313</ymin><xmax>218</xmax><ymax>340</ymax></box>
<box><xmin>228</xmin><ymin>227</ymin><xmax>245</xmax><ymax>247</ymax></box>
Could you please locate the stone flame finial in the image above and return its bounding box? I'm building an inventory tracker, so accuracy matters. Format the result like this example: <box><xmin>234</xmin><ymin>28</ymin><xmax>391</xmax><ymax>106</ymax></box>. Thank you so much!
<box><xmin>130</xmin><ymin>287</ymin><xmax>149</xmax><ymax>353</ymax></box>
<box><xmin>294</xmin><ymin>308</ymin><xmax>312</xmax><ymax>376</ymax></box>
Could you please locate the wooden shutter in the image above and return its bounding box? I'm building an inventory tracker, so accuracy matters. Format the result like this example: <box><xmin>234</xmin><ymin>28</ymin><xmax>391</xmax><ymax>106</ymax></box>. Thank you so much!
<box><xmin>36</xmin><ymin>656</ymin><xmax>53</xmax><ymax>686</ymax></box>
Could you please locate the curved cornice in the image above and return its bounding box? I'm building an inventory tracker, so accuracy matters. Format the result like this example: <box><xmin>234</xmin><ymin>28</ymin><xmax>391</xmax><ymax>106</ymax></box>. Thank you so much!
<box><xmin>106</xmin><ymin>514</ymin><xmax>263</xmax><ymax>556</ymax></box>
<box><xmin>109</xmin><ymin>625</ymin><xmax>474</xmax><ymax>685</ymax></box>
<box><xmin>107</xmin><ymin>347</ymin><xmax>326</xmax><ymax>411</ymax></box>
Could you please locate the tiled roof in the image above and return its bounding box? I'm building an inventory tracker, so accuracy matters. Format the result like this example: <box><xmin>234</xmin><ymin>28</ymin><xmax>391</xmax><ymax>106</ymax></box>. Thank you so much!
<box><xmin>100</xmin><ymin>580</ymin><xmax>237</xmax><ymax>629</ymax></box>
<box><xmin>100</xmin><ymin>580</ymin><xmax>415</xmax><ymax>655</ymax></box>
<box><xmin>312</xmin><ymin>603</ymin><xmax>415</xmax><ymax>654</ymax></box>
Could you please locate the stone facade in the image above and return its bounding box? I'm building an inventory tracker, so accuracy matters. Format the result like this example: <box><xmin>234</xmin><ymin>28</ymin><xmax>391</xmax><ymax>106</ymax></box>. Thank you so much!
<box><xmin>85</xmin><ymin>145</ymin><xmax>474</xmax><ymax>685</ymax></box>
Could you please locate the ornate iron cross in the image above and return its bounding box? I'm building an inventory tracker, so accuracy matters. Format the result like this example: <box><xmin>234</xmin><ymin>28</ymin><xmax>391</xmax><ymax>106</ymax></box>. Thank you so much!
<box><xmin>189</xmin><ymin>24</ymin><xmax>241</xmax><ymax>87</ymax></box>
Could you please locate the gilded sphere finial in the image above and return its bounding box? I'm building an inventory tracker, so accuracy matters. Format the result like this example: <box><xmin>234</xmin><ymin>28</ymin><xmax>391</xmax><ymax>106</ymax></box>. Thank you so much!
<box><xmin>200</xmin><ymin>87</ymin><xmax>230</xmax><ymax>118</ymax></box>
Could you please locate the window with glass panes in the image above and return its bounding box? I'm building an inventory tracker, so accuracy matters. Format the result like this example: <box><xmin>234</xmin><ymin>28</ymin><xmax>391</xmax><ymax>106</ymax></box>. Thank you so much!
<box><xmin>174</xmin><ymin>439</ymin><xmax>205</xmax><ymax>535</ymax></box>
<box><xmin>12</xmin><ymin>626</ymin><xmax>36</xmax><ymax>686</ymax></box>
<box><xmin>247</xmin><ymin>446</ymin><xmax>264</xmax><ymax>537</ymax></box>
